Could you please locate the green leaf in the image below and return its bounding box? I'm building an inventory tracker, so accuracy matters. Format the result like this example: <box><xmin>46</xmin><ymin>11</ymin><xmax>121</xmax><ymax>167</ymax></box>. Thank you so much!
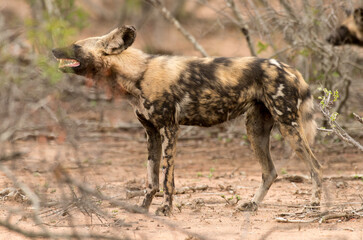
<box><xmin>333</xmin><ymin>90</ymin><xmax>339</xmax><ymax>102</ymax></box>
<box><xmin>257</xmin><ymin>41</ymin><xmax>269</xmax><ymax>54</ymax></box>
<box><xmin>330</xmin><ymin>112</ymin><xmax>339</xmax><ymax>122</ymax></box>
<box><xmin>298</xmin><ymin>48</ymin><xmax>310</xmax><ymax>57</ymax></box>
<box><xmin>332</xmin><ymin>71</ymin><xmax>340</xmax><ymax>78</ymax></box>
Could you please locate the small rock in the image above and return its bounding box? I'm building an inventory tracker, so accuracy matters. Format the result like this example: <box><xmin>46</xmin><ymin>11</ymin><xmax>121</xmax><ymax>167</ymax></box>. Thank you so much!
<box><xmin>336</xmin><ymin>181</ymin><xmax>347</xmax><ymax>188</ymax></box>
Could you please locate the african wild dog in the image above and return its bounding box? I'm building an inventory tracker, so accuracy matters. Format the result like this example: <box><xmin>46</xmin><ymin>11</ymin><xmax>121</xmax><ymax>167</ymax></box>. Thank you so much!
<box><xmin>52</xmin><ymin>26</ymin><xmax>322</xmax><ymax>216</ymax></box>
<box><xmin>327</xmin><ymin>7</ymin><xmax>363</xmax><ymax>46</ymax></box>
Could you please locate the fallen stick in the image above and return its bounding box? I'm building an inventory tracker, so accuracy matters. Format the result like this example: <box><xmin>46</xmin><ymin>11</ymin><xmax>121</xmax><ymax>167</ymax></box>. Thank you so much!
<box><xmin>276</xmin><ymin>174</ymin><xmax>363</xmax><ymax>183</ymax></box>
<box><xmin>276</xmin><ymin>208</ymin><xmax>363</xmax><ymax>223</ymax></box>
<box><xmin>276</xmin><ymin>217</ymin><xmax>319</xmax><ymax>223</ymax></box>
<box><xmin>126</xmin><ymin>185</ymin><xmax>209</xmax><ymax>199</ymax></box>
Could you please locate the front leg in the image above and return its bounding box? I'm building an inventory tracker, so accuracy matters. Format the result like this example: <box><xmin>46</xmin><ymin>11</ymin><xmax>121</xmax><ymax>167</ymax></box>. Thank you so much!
<box><xmin>136</xmin><ymin>112</ymin><xmax>162</xmax><ymax>211</ymax></box>
<box><xmin>156</xmin><ymin>125</ymin><xmax>179</xmax><ymax>216</ymax></box>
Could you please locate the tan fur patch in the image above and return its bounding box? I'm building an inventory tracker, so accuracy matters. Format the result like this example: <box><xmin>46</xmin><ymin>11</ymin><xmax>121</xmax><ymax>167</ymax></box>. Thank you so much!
<box><xmin>75</xmin><ymin>37</ymin><xmax>103</xmax><ymax>55</ymax></box>
<box><xmin>344</xmin><ymin>15</ymin><xmax>363</xmax><ymax>40</ymax></box>
<box><xmin>263</xmin><ymin>62</ymin><xmax>279</xmax><ymax>80</ymax></box>
<box><xmin>141</xmin><ymin>57</ymin><xmax>190</xmax><ymax>101</ymax></box>
<box><xmin>216</xmin><ymin>58</ymin><xmax>256</xmax><ymax>86</ymax></box>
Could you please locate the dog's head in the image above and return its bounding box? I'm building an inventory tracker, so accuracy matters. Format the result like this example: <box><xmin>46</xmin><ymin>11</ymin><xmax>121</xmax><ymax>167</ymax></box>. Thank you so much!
<box><xmin>326</xmin><ymin>8</ymin><xmax>363</xmax><ymax>46</ymax></box>
<box><xmin>52</xmin><ymin>25</ymin><xmax>136</xmax><ymax>77</ymax></box>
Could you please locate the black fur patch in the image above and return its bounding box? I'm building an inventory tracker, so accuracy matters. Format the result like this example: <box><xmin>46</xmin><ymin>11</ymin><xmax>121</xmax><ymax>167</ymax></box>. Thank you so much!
<box><xmin>327</xmin><ymin>26</ymin><xmax>362</xmax><ymax>46</ymax></box>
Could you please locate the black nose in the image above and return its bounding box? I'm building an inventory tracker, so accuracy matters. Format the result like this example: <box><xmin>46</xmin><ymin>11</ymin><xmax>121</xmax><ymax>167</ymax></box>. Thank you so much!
<box><xmin>52</xmin><ymin>48</ymin><xmax>59</xmax><ymax>56</ymax></box>
<box><xmin>51</xmin><ymin>49</ymin><xmax>57</xmax><ymax>57</ymax></box>
<box><xmin>52</xmin><ymin>48</ymin><xmax>62</xmax><ymax>58</ymax></box>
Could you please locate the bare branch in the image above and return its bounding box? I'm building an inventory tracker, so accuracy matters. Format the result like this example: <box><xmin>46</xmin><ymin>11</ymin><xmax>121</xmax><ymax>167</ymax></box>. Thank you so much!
<box><xmin>225</xmin><ymin>0</ymin><xmax>257</xmax><ymax>56</ymax></box>
<box><xmin>0</xmin><ymin>219</ymin><xmax>127</xmax><ymax>240</ymax></box>
<box><xmin>0</xmin><ymin>165</ymin><xmax>51</xmax><ymax>237</ymax></box>
<box><xmin>319</xmin><ymin>91</ymin><xmax>363</xmax><ymax>152</ymax></box>
<box><xmin>353</xmin><ymin>113</ymin><xmax>363</xmax><ymax>125</ymax></box>
<box><xmin>343</xmin><ymin>61</ymin><xmax>363</xmax><ymax>71</ymax></box>
<box><xmin>335</xmin><ymin>78</ymin><xmax>351</xmax><ymax>114</ymax></box>
<box><xmin>276</xmin><ymin>208</ymin><xmax>363</xmax><ymax>223</ymax></box>
<box><xmin>278</xmin><ymin>0</ymin><xmax>297</xmax><ymax>20</ymax></box>
<box><xmin>0</xmin><ymin>96</ymin><xmax>51</xmax><ymax>142</ymax></box>
<box><xmin>54</xmin><ymin>165</ymin><xmax>210</xmax><ymax>240</ymax></box>
<box><xmin>317</xmin><ymin>128</ymin><xmax>333</xmax><ymax>133</ymax></box>
<box><xmin>145</xmin><ymin>0</ymin><xmax>209</xmax><ymax>57</ymax></box>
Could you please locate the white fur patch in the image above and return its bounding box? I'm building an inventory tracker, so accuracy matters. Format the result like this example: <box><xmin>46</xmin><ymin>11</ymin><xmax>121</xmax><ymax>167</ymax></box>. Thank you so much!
<box><xmin>297</xmin><ymin>98</ymin><xmax>302</xmax><ymax>110</ymax></box>
<box><xmin>269</xmin><ymin>59</ymin><xmax>281</xmax><ymax>68</ymax></box>
<box><xmin>274</xmin><ymin>107</ymin><xmax>283</xmax><ymax>116</ymax></box>
<box><xmin>272</xmin><ymin>84</ymin><xmax>285</xmax><ymax>99</ymax></box>
<box><xmin>175</xmin><ymin>103</ymin><xmax>181</xmax><ymax>123</ymax></box>
<box><xmin>135</xmin><ymin>97</ymin><xmax>155</xmax><ymax>120</ymax></box>
<box><xmin>179</xmin><ymin>93</ymin><xmax>191</xmax><ymax>108</ymax></box>
<box><xmin>160</xmin><ymin>128</ymin><xmax>166</xmax><ymax>146</ymax></box>
<box><xmin>291</xmin><ymin>122</ymin><xmax>298</xmax><ymax>126</ymax></box>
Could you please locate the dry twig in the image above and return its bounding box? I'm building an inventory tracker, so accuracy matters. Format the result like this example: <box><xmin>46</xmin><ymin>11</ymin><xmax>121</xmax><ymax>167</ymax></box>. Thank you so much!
<box><xmin>0</xmin><ymin>219</ymin><xmax>128</xmax><ymax>240</ymax></box>
<box><xmin>145</xmin><ymin>0</ymin><xmax>209</xmax><ymax>57</ymax></box>
<box><xmin>353</xmin><ymin>113</ymin><xmax>363</xmax><ymax>125</ymax></box>
<box><xmin>276</xmin><ymin>208</ymin><xmax>363</xmax><ymax>223</ymax></box>
<box><xmin>53</xmin><ymin>165</ymin><xmax>210</xmax><ymax>240</ymax></box>
<box><xmin>319</xmin><ymin>90</ymin><xmax>363</xmax><ymax>151</ymax></box>
<box><xmin>225</xmin><ymin>0</ymin><xmax>257</xmax><ymax>56</ymax></box>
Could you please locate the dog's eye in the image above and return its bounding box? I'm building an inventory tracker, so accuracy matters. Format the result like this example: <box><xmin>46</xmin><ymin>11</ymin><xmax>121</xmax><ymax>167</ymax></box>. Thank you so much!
<box><xmin>73</xmin><ymin>44</ymin><xmax>81</xmax><ymax>49</ymax></box>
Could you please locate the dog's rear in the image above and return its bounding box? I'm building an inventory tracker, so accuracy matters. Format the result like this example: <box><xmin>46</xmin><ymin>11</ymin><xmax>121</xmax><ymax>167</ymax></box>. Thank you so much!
<box><xmin>237</xmin><ymin>59</ymin><xmax>321</xmax><ymax>210</ymax></box>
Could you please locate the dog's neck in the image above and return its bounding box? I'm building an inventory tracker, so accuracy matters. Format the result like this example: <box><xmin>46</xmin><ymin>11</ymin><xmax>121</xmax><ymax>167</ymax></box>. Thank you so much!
<box><xmin>107</xmin><ymin>47</ymin><xmax>149</xmax><ymax>97</ymax></box>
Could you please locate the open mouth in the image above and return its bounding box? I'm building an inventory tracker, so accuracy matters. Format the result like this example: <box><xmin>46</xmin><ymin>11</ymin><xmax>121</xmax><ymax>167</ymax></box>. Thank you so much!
<box><xmin>57</xmin><ymin>58</ymin><xmax>80</xmax><ymax>68</ymax></box>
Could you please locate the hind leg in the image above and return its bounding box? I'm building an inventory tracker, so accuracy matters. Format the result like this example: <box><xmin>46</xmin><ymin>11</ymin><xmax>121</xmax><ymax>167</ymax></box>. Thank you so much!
<box><xmin>279</xmin><ymin>123</ymin><xmax>322</xmax><ymax>206</ymax></box>
<box><xmin>238</xmin><ymin>103</ymin><xmax>277</xmax><ymax>211</ymax></box>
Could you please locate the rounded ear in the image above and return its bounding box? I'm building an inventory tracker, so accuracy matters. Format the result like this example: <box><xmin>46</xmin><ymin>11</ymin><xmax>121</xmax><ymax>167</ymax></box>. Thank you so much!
<box><xmin>353</xmin><ymin>8</ymin><xmax>363</xmax><ymax>26</ymax></box>
<box><xmin>101</xmin><ymin>25</ymin><xmax>136</xmax><ymax>55</ymax></box>
<box><xmin>344</xmin><ymin>9</ymin><xmax>352</xmax><ymax>16</ymax></box>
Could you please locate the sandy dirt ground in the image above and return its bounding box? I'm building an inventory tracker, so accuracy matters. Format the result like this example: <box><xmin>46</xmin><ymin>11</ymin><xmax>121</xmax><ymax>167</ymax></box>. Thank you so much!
<box><xmin>0</xmin><ymin>102</ymin><xmax>362</xmax><ymax>240</ymax></box>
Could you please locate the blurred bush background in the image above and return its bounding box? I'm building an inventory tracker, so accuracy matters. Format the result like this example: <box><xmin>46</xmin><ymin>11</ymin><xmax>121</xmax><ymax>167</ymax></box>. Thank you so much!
<box><xmin>1</xmin><ymin>0</ymin><xmax>362</xmax><ymax>145</ymax></box>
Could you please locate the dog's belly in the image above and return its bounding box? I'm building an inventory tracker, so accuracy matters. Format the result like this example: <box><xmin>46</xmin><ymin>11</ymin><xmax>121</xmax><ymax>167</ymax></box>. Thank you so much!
<box><xmin>178</xmin><ymin>102</ymin><xmax>249</xmax><ymax>127</ymax></box>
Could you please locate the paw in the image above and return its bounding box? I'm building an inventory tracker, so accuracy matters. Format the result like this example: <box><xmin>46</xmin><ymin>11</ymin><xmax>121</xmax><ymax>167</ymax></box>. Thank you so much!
<box><xmin>138</xmin><ymin>203</ymin><xmax>149</xmax><ymax>213</ymax></box>
<box><xmin>140</xmin><ymin>189</ymin><xmax>157</xmax><ymax>211</ymax></box>
<box><xmin>140</xmin><ymin>199</ymin><xmax>151</xmax><ymax>211</ymax></box>
<box><xmin>309</xmin><ymin>193</ymin><xmax>321</xmax><ymax>207</ymax></box>
<box><xmin>310</xmin><ymin>200</ymin><xmax>320</xmax><ymax>206</ymax></box>
<box><xmin>0</xmin><ymin>188</ymin><xmax>27</xmax><ymax>202</ymax></box>
<box><xmin>125</xmin><ymin>204</ymin><xmax>148</xmax><ymax>214</ymax></box>
<box><xmin>308</xmin><ymin>199</ymin><xmax>320</xmax><ymax>209</ymax></box>
<box><xmin>310</xmin><ymin>191</ymin><xmax>321</xmax><ymax>207</ymax></box>
<box><xmin>237</xmin><ymin>201</ymin><xmax>258</xmax><ymax>212</ymax></box>
<box><xmin>155</xmin><ymin>205</ymin><xmax>172</xmax><ymax>216</ymax></box>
